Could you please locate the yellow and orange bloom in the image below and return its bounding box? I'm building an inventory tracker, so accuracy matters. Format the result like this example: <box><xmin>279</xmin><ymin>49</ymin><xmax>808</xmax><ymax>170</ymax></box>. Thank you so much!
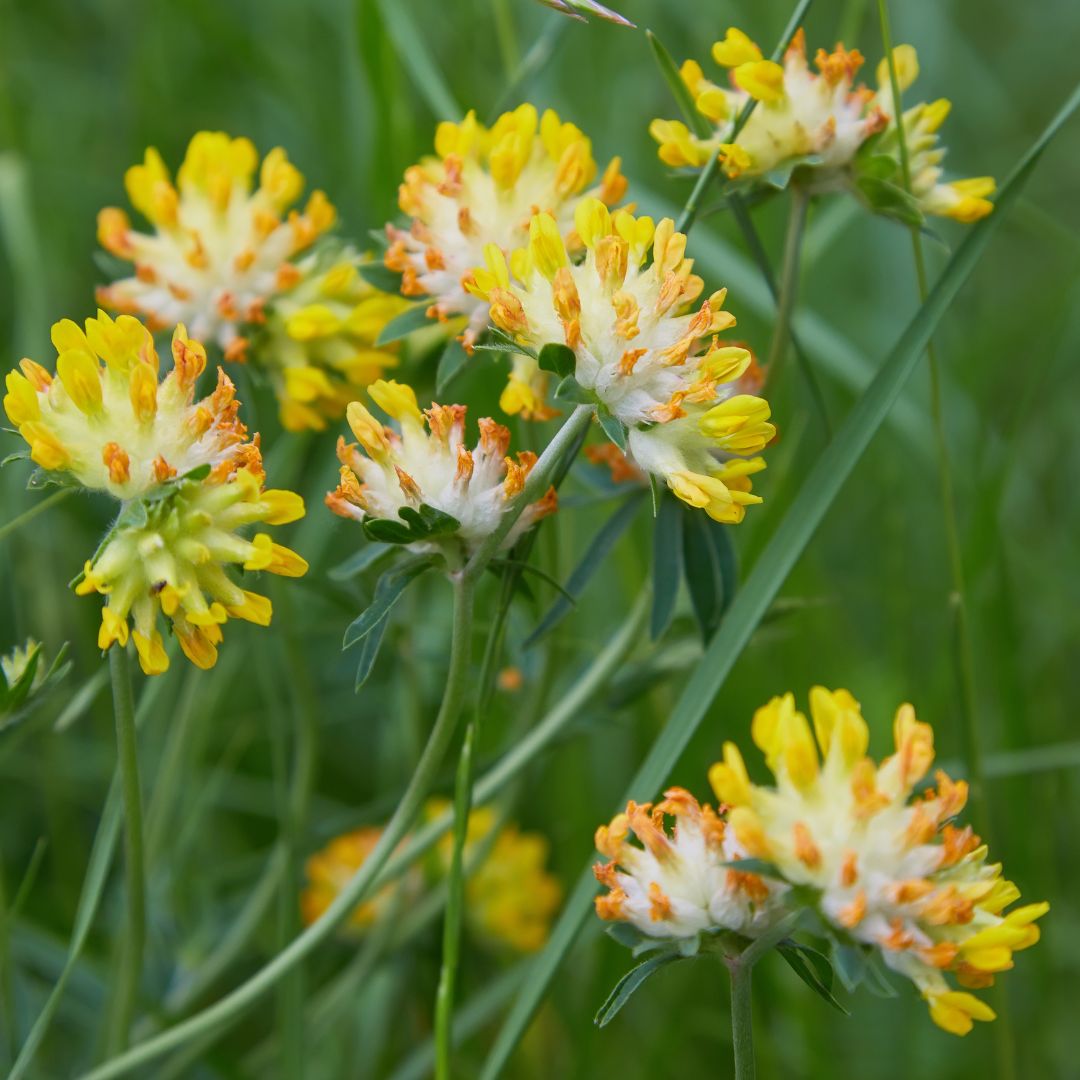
<box><xmin>96</xmin><ymin>132</ymin><xmax>405</xmax><ymax>429</ymax></box>
<box><xmin>593</xmin><ymin>787</ymin><xmax>785</xmax><ymax>941</ymax></box>
<box><xmin>385</xmin><ymin>104</ymin><xmax>627</xmax><ymax>351</ymax></box>
<box><xmin>3</xmin><ymin>313</ymin><xmax>307</xmax><ymax>676</ymax></box>
<box><xmin>75</xmin><ymin>461</ymin><xmax>306</xmax><ymax>675</ymax></box>
<box><xmin>4</xmin><ymin>313</ymin><xmax>250</xmax><ymax>498</ymax></box>
<box><xmin>301</xmin><ymin>827</ymin><xmax>414</xmax><ymax>932</ymax></box>
<box><xmin>302</xmin><ymin>805</ymin><xmax>561</xmax><ymax>954</ymax></box>
<box><xmin>428</xmin><ymin>800</ymin><xmax>563</xmax><ymax>953</ymax></box>
<box><xmin>256</xmin><ymin>249</ymin><xmax>412</xmax><ymax>432</ymax></box>
<box><xmin>650</xmin><ymin>30</ymin><xmax>994</xmax><ymax>223</ymax></box>
<box><xmin>465</xmin><ymin>200</ymin><xmax>773</xmax><ymax>522</ymax></box>
<box><xmin>871</xmin><ymin>47</ymin><xmax>995</xmax><ymax>222</ymax></box>
<box><xmin>326</xmin><ymin>379</ymin><xmax>557</xmax><ymax>561</ymax></box>
<box><xmin>708</xmin><ymin>687</ymin><xmax>1046</xmax><ymax>1034</ymax></box>
<box><xmin>650</xmin><ymin>28</ymin><xmax>887</xmax><ymax>185</ymax></box>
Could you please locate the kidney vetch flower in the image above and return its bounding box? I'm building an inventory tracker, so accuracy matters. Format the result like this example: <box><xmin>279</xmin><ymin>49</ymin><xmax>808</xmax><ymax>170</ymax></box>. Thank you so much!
<box><xmin>593</xmin><ymin>786</ymin><xmax>785</xmax><ymax>943</ymax></box>
<box><xmin>650</xmin><ymin>28</ymin><xmax>888</xmax><ymax>187</ymax></box>
<box><xmin>96</xmin><ymin>131</ymin><xmax>407</xmax><ymax>430</ymax></box>
<box><xmin>708</xmin><ymin>686</ymin><xmax>1047</xmax><ymax>1034</ymax></box>
<box><xmin>326</xmin><ymin>379</ymin><xmax>557</xmax><ymax>563</ymax></box>
<box><xmin>868</xmin><ymin>46</ymin><xmax>995</xmax><ymax>222</ymax></box>
<box><xmin>3</xmin><ymin>313</ymin><xmax>308</xmax><ymax>675</ymax></box>
<box><xmin>302</xmin><ymin>803</ymin><xmax>561</xmax><ymax>953</ymax></box>
<box><xmin>465</xmin><ymin>199</ymin><xmax>775</xmax><ymax>523</ymax></box>
<box><xmin>385</xmin><ymin>104</ymin><xmax>627</xmax><ymax>389</ymax></box>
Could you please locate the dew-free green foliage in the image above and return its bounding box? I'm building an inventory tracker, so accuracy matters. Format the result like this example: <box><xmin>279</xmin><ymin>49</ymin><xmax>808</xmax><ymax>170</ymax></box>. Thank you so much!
<box><xmin>1</xmin><ymin>1</ymin><xmax>1078</xmax><ymax>1078</ymax></box>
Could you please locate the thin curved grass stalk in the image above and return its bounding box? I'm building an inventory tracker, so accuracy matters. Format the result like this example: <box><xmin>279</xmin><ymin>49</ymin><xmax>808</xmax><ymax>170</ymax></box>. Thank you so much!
<box><xmin>8</xmin><ymin>667</ymin><xmax>172</xmax><ymax>1080</ymax></box>
<box><xmin>729</xmin><ymin>194</ymin><xmax>832</xmax><ymax>438</ymax></box>
<box><xmin>0</xmin><ymin>488</ymin><xmax>75</xmax><ymax>545</ymax></box>
<box><xmin>476</xmin><ymin>83</ymin><xmax>1080</xmax><ymax>1078</ymax></box>
<box><xmin>78</xmin><ymin>572</ymin><xmax>477</xmax><ymax>1079</ymax></box>
<box><xmin>102</xmin><ymin>646</ymin><xmax>145</xmax><ymax>1056</ymax></box>
<box><xmin>762</xmin><ymin>184</ymin><xmax>809</xmax><ymax>395</ymax></box>
<box><xmin>77</xmin><ymin>582</ymin><xmax>649</xmax><ymax>1080</ymax></box>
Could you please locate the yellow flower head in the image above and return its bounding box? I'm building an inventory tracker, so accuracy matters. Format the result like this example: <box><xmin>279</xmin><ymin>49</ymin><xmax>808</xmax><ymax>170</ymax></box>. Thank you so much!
<box><xmin>872</xmin><ymin>48</ymin><xmax>995</xmax><ymax>222</ymax></box>
<box><xmin>465</xmin><ymin>202</ymin><xmax>773</xmax><ymax>522</ymax></box>
<box><xmin>301</xmin><ymin>827</ymin><xmax>413</xmax><ymax>933</ymax></box>
<box><xmin>326</xmin><ymin>379</ymin><xmax>557</xmax><ymax>561</ymax></box>
<box><xmin>254</xmin><ymin>249</ymin><xmax>412</xmax><ymax>432</ymax></box>
<box><xmin>301</xmin><ymin>805</ymin><xmax>561</xmax><ymax>953</ymax></box>
<box><xmin>428</xmin><ymin>800</ymin><xmax>562</xmax><ymax>953</ymax></box>
<box><xmin>75</xmin><ymin>459</ymin><xmax>306</xmax><ymax>676</ymax></box>
<box><xmin>4</xmin><ymin>313</ymin><xmax>251</xmax><ymax>499</ymax></box>
<box><xmin>4</xmin><ymin>314</ymin><xmax>307</xmax><ymax>676</ymax></box>
<box><xmin>650</xmin><ymin>28</ymin><xmax>888</xmax><ymax>183</ymax></box>
<box><xmin>95</xmin><ymin>131</ymin><xmax>407</xmax><ymax>426</ymax></box>
<box><xmin>385</xmin><ymin>104</ymin><xmax>627</xmax><ymax>348</ymax></box>
<box><xmin>707</xmin><ymin>687</ymin><xmax>1046</xmax><ymax>1034</ymax></box>
<box><xmin>593</xmin><ymin>786</ymin><xmax>785</xmax><ymax>940</ymax></box>
<box><xmin>97</xmin><ymin>132</ymin><xmax>336</xmax><ymax>357</ymax></box>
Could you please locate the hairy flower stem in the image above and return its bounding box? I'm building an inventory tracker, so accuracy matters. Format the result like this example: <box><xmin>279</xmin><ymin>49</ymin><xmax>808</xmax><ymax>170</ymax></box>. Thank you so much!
<box><xmin>727</xmin><ymin>958</ymin><xmax>756</xmax><ymax>1080</ymax></box>
<box><xmin>434</xmin><ymin>567</ymin><xmax>512</xmax><ymax>1077</ymax></box>
<box><xmin>104</xmin><ymin>646</ymin><xmax>146</xmax><ymax>1055</ymax></box>
<box><xmin>81</xmin><ymin>575</ymin><xmax>476</xmax><ymax>1080</ymax></box>
<box><xmin>763</xmin><ymin>184</ymin><xmax>809</xmax><ymax>396</ymax></box>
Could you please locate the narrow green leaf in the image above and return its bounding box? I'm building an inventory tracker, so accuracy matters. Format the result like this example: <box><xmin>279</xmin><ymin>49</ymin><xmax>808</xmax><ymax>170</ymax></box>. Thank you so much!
<box><xmin>718</xmin><ymin>858</ymin><xmax>784</xmax><ymax>879</ymax></box>
<box><xmin>436</xmin><ymin>338</ymin><xmax>470</xmax><ymax>395</ymax></box>
<box><xmin>594</xmin><ymin>952</ymin><xmax>683</xmax><ymax>1028</ymax></box>
<box><xmin>374</xmin><ymin>304</ymin><xmax>433</xmax><ymax>347</ymax></box>
<box><xmin>357</xmin><ymin>262</ymin><xmax>404</xmax><ymax>293</ymax></box>
<box><xmin>373</xmin><ymin>0</ymin><xmax>461</xmax><ymax>120</ymax></box>
<box><xmin>649</xmin><ymin>496</ymin><xmax>684</xmax><ymax>640</ymax></box>
<box><xmin>523</xmin><ymin>493</ymin><xmax>645</xmax><ymax>648</ymax></box>
<box><xmin>681</xmin><ymin>508</ymin><xmax>723</xmax><ymax>640</ymax></box>
<box><xmin>355</xmin><ymin>614</ymin><xmax>392</xmax><ymax>692</ymax></box>
<box><xmin>646</xmin><ymin>31</ymin><xmax>712</xmax><ymax>139</ymax></box>
<box><xmin>478</xmin><ymin>83</ymin><xmax>1080</xmax><ymax>1078</ymax></box>
<box><xmin>328</xmin><ymin>543</ymin><xmax>394</xmax><ymax>582</ymax></box>
<box><xmin>343</xmin><ymin>561</ymin><xmax>430</xmax><ymax>649</ymax></box>
<box><xmin>596</xmin><ymin>406</ymin><xmax>628</xmax><ymax>452</ymax></box>
<box><xmin>777</xmin><ymin>943</ymin><xmax>848</xmax><ymax>1014</ymax></box>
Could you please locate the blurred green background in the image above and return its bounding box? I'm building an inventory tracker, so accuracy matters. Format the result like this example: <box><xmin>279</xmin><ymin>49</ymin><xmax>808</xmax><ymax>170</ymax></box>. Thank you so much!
<box><xmin>1</xmin><ymin>0</ymin><xmax>1078</xmax><ymax>1076</ymax></box>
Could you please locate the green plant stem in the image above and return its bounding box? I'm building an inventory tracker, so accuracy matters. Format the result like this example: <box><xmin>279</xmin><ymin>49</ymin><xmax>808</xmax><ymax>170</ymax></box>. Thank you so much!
<box><xmin>80</xmin><ymin>574</ymin><xmax>476</xmax><ymax>1080</ymax></box>
<box><xmin>0</xmin><ymin>488</ymin><xmax>75</xmax><ymax>544</ymax></box>
<box><xmin>729</xmin><ymin>194</ymin><xmax>831</xmax><ymax>437</ymax></box>
<box><xmin>763</xmin><ymin>184</ymin><xmax>809</xmax><ymax>393</ymax></box>
<box><xmin>727</xmin><ymin>958</ymin><xmax>756</xmax><ymax>1080</ymax></box>
<box><xmin>433</xmin><ymin>582</ymin><xmax>509</xmax><ymax>1076</ymax></box>
<box><xmin>103</xmin><ymin>646</ymin><xmax>145</xmax><ymax>1056</ymax></box>
<box><xmin>874</xmin><ymin>0</ymin><xmax>988</xmax><ymax>835</ymax></box>
<box><xmin>372</xmin><ymin>586</ymin><xmax>648</xmax><ymax>892</ymax></box>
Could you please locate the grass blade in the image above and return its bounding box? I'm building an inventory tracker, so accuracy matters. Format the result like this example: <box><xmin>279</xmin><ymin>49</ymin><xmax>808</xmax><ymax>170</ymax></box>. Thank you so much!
<box><xmin>476</xmin><ymin>82</ymin><xmax>1080</xmax><ymax>1080</ymax></box>
<box><xmin>373</xmin><ymin>0</ymin><xmax>460</xmax><ymax>120</ymax></box>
